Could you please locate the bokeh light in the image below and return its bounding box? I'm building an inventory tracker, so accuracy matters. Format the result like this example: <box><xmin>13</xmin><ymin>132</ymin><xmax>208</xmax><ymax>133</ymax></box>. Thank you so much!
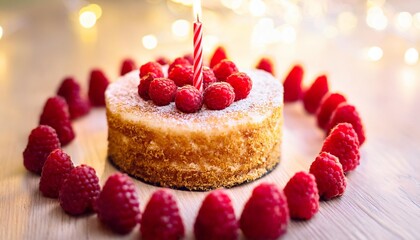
<box><xmin>79</xmin><ymin>11</ymin><xmax>97</xmax><ymax>29</ymax></box>
<box><xmin>0</xmin><ymin>26</ymin><xmax>3</xmax><ymax>40</ymax></box>
<box><xmin>366</xmin><ymin>6</ymin><xmax>388</xmax><ymax>30</ymax></box>
<box><xmin>367</xmin><ymin>46</ymin><xmax>383</xmax><ymax>61</ymax></box>
<box><xmin>172</xmin><ymin>19</ymin><xmax>190</xmax><ymax>38</ymax></box>
<box><xmin>142</xmin><ymin>34</ymin><xmax>158</xmax><ymax>50</ymax></box>
<box><xmin>404</xmin><ymin>48</ymin><xmax>419</xmax><ymax>65</ymax></box>
<box><xmin>394</xmin><ymin>12</ymin><xmax>412</xmax><ymax>31</ymax></box>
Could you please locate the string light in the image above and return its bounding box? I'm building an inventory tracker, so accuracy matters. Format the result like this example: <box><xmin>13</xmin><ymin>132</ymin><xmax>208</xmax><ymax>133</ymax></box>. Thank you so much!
<box><xmin>172</xmin><ymin>19</ymin><xmax>190</xmax><ymax>38</ymax></box>
<box><xmin>0</xmin><ymin>26</ymin><xmax>3</xmax><ymax>40</ymax></box>
<box><xmin>404</xmin><ymin>48</ymin><xmax>419</xmax><ymax>65</ymax></box>
<box><xmin>395</xmin><ymin>12</ymin><xmax>412</xmax><ymax>31</ymax></box>
<box><xmin>142</xmin><ymin>34</ymin><xmax>158</xmax><ymax>50</ymax></box>
<box><xmin>249</xmin><ymin>0</ymin><xmax>266</xmax><ymax>17</ymax></box>
<box><xmin>367</xmin><ymin>46</ymin><xmax>383</xmax><ymax>61</ymax></box>
<box><xmin>79</xmin><ymin>11</ymin><xmax>97</xmax><ymax>29</ymax></box>
<box><xmin>366</xmin><ymin>6</ymin><xmax>388</xmax><ymax>31</ymax></box>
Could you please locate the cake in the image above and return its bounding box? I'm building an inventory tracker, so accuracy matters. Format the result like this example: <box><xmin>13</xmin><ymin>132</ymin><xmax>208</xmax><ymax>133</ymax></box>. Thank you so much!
<box><xmin>105</xmin><ymin>69</ymin><xmax>283</xmax><ymax>190</ymax></box>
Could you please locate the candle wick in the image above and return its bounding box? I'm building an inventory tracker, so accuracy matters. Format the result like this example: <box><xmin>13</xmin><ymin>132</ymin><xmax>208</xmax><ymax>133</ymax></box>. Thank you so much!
<box><xmin>197</xmin><ymin>14</ymin><xmax>200</xmax><ymax>23</ymax></box>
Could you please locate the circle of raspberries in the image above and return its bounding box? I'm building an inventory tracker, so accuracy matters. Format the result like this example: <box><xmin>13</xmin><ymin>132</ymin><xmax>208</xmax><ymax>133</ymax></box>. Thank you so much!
<box><xmin>59</xmin><ymin>165</ymin><xmax>100</xmax><ymax>215</ymax></box>
<box><xmin>194</xmin><ymin>190</ymin><xmax>239</xmax><ymax>240</ymax></box>
<box><xmin>284</xmin><ymin>171</ymin><xmax>319</xmax><ymax>220</ymax></box>
<box><xmin>39</xmin><ymin>149</ymin><xmax>74</xmax><ymax>198</ymax></box>
<box><xmin>141</xmin><ymin>189</ymin><xmax>185</xmax><ymax>240</ymax></box>
<box><xmin>310</xmin><ymin>152</ymin><xmax>347</xmax><ymax>200</ymax></box>
<box><xmin>23</xmin><ymin>125</ymin><xmax>61</xmax><ymax>174</ymax></box>
<box><xmin>240</xmin><ymin>183</ymin><xmax>289</xmax><ymax>239</ymax></box>
<box><xmin>96</xmin><ymin>173</ymin><xmax>141</xmax><ymax>234</ymax></box>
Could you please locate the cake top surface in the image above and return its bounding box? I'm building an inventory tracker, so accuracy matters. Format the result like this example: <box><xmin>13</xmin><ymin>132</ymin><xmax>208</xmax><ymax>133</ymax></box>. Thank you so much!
<box><xmin>106</xmin><ymin>69</ymin><xmax>283</xmax><ymax>132</ymax></box>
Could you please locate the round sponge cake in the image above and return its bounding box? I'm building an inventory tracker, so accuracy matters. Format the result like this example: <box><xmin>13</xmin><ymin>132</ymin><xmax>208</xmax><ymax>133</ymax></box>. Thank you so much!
<box><xmin>105</xmin><ymin>69</ymin><xmax>283</xmax><ymax>190</ymax></box>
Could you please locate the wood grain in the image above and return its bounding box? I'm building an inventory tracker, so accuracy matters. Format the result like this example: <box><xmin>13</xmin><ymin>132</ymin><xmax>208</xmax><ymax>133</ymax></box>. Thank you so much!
<box><xmin>0</xmin><ymin>1</ymin><xmax>419</xmax><ymax>239</ymax></box>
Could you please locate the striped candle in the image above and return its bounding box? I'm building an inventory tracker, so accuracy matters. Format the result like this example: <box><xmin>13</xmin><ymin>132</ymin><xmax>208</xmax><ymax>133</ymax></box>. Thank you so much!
<box><xmin>193</xmin><ymin>2</ymin><xmax>203</xmax><ymax>92</ymax></box>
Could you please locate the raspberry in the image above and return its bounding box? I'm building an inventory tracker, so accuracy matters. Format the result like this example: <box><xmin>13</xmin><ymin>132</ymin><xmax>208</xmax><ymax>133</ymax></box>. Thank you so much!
<box><xmin>309</xmin><ymin>152</ymin><xmax>347</xmax><ymax>200</ymax></box>
<box><xmin>156</xmin><ymin>56</ymin><xmax>170</xmax><ymax>66</ymax></box>
<box><xmin>283</xmin><ymin>64</ymin><xmax>304</xmax><ymax>102</ymax></box>
<box><xmin>97</xmin><ymin>173</ymin><xmax>141</xmax><ymax>234</ymax></box>
<box><xmin>120</xmin><ymin>58</ymin><xmax>136</xmax><ymax>76</ymax></box>
<box><xmin>39</xmin><ymin>149</ymin><xmax>74</xmax><ymax>198</ymax></box>
<box><xmin>303</xmin><ymin>74</ymin><xmax>329</xmax><ymax>114</ymax></box>
<box><xmin>39</xmin><ymin>96</ymin><xmax>75</xmax><ymax>146</ymax></box>
<box><xmin>57</xmin><ymin>77</ymin><xmax>90</xmax><ymax>119</ymax></box>
<box><xmin>194</xmin><ymin>190</ymin><xmax>238</xmax><ymax>240</ymax></box>
<box><xmin>203</xmin><ymin>82</ymin><xmax>235</xmax><ymax>110</ymax></box>
<box><xmin>226</xmin><ymin>72</ymin><xmax>252</xmax><ymax>101</ymax></box>
<box><xmin>240</xmin><ymin>183</ymin><xmax>289</xmax><ymax>239</ymax></box>
<box><xmin>141</xmin><ymin>189</ymin><xmax>185</xmax><ymax>240</ymax></box>
<box><xmin>213</xmin><ymin>60</ymin><xmax>238</xmax><ymax>82</ymax></box>
<box><xmin>322</xmin><ymin>123</ymin><xmax>360</xmax><ymax>172</ymax></box>
<box><xmin>256</xmin><ymin>57</ymin><xmax>275</xmax><ymax>75</ymax></box>
<box><xmin>209</xmin><ymin>46</ymin><xmax>228</xmax><ymax>69</ymax></box>
<box><xmin>316</xmin><ymin>93</ymin><xmax>347</xmax><ymax>130</ymax></box>
<box><xmin>88</xmin><ymin>69</ymin><xmax>110</xmax><ymax>106</ymax></box>
<box><xmin>327</xmin><ymin>103</ymin><xmax>366</xmax><ymax>145</ymax></box>
<box><xmin>284</xmin><ymin>171</ymin><xmax>319</xmax><ymax>220</ymax></box>
<box><xmin>168</xmin><ymin>57</ymin><xmax>191</xmax><ymax>75</ymax></box>
<box><xmin>168</xmin><ymin>64</ymin><xmax>193</xmax><ymax>87</ymax></box>
<box><xmin>203</xmin><ymin>67</ymin><xmax>217</xmax><ymax>89</ymax></box>
<box><xmin>183</xmin><ymin>53</ymin><xmax>194</xmax><ymax>64</ymax></box>
<box><xmin>138</xmin><ymin>73</ymin><xmax>156</xmax><ymax>101</ymax></box>
<box><xmin>59</xmin><ymin>165</ymin><xmax>100</xmax><ymax>215</ymax></box>
<box><xmin>175</xmin><ymin>85</ymin><xmax>203</xmax><ymax>113</ymax></box>
<box><xmin>148</xmin><ymin>78</ymin><xmax>177</xmax><ymax>106</ymax></box>
<box><xmin>140</xmin><ymin>61</ymin><xmax>164</xmax><ymax>78</ymax></box>
<box><xmin>23</xmin><ymin>125</ymin><xmax>61</xmax><ymax>174</ymax></box>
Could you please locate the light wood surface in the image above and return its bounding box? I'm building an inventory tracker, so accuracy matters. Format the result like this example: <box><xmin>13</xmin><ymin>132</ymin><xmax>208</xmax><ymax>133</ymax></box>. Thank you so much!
<box><xmin>0</xmin><ymin>1</ymin><xmax>419</xmax><ymax>239</ymax></box>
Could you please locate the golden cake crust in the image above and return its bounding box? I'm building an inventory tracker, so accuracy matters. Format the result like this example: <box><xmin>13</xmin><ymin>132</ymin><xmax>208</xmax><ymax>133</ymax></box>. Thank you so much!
<box><xmin>106</xmin><ymin>70</ymin><xmax>283</xmax><ymax>190</ymax></box>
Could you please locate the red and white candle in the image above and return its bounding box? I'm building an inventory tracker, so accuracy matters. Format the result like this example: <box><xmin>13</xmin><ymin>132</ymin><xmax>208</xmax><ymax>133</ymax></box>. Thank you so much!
<box><xmin>193</xmin><ymin>0</ymin><xmax>203</xmax><ymax>92</ymax></box>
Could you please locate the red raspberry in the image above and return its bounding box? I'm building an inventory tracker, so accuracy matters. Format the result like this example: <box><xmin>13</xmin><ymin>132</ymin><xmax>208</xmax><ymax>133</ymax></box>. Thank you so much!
<box><xmin>23</xmin><ymin>125</ymin><xmax>61</xmax><ymax>174</ymax></box>
<box><xmin>316</xmin><ymin>93</ymin><xmax>347</xmax><ymax>130</ymax></box>
<box><xmin>256</xmin><ymin>57</ymin><xmax>275</xmax><ymax>75</ymax></box>
<box><xmin>322</xmin><ymin>123</ymin><xmax>360</xmax><ymax>172</ymax></box>
<box><xmin>120</xmin><ymin>58</ymin><xmax>136</xmax><ymax>76</ymax></box>
<box><xmin>203</xmin><ymin>82</ymin><xmax>235</xmax><ymax>110</ymax></box>
<box><xmin>194</xmin><ymin>190</ymin><xmax>238</xmax><ymax>240</ymax></box>
<box><xmin>138</xmin><ymin>73</ymin><xmax>156</xmax><ymax>101</ymax></box>
<box><xmin>57</xmin><ymin>77</ymin><xmax>91</xmax><ymax>119</ymax></box>
<box><xmin>283</xmin><ymin>64</ymin><xmax>304</xmax><ymax>102</ymax></box>
<box><xmin>175</xmin><ymin>85</ymin><xmax>203</xmax><ymax>113</ymax></box>
<box><xmin>240</xmin><ymin>183</ymin><xmax>289</xmax><ymax>239</ymax></box>
<box><xmin>149</xmin><ymin>78</ymin><xmax>177</xmax><ymax>106</ymax></box>
<box><xmin>88</xmin><ymin>69</ymin><xmax>110</xmax><ymax>106</ymax></box>
<box><xmin>141</xmin><ymin>189</ymin><xmax>185</xmax><ymax>240</ymax></box>
<box><xmin>156</xmin><ymin>56</ymin><xmax>170</xmax><ymax>65</ymax></box>
<box><xmin>183</xmin><ymin>53</ymin><xmax>194</xmax><ymax>64</ymax></box>
<box><xmin>39</xmin><ymin>149</ymin><xmax>74</xmax><ymax>198</ymax></box>
<box><xmin>59</xmin><ymin>165</ymin><xmax>100</xmax><ymax>215</ymax></box>
<box><xmin>97</xmin><ymin>173</ymin><xmax>141</xmax><ymax>234</ymax></box>
<box><xmin>327</xmin><ymin>103</ymin><xmax>366</xmax><ymax>145</ymax></box>
<box><xmin>39</xmin><ymin>96</ymin><xmax>75</xmax><ymax>146</ymax></box>
<box><xmin>303</xmin><ymin>74</ymin><xmax>329</xmax><ymax>114</ymax></box>
<box><xmin>213</xmin><ymin>60</ymin><xmax>238</xmax><ymax>82</ymax></box>
<box><xmin>226</xmin><ymin>72</ymin><xmax>252</xmax><ymax>101</ymax></box>
<box><xmin>203</xmin><ymin>67</ymin><xmax>217</xmax><ymax>90</ymax></box>
<box><xmin>168</xmin><ymin>64</ymin><xmax>193</xmax><ymax>87</ymax></box>
<box><xmin>284</xmin><ymin>171</ymin><xmax>319</xmax><ymax>220</ymax></box>
<box><xmin>209</xmin><ymin>46</ymin><xmax>228</xmax><ymax>69</ymax></box>
<box><xmin>309</xmin><ymin>152</ymin><xmax>347</xmax><ymax>200</ymax></box>
<box><xmin>168</xmin><ymin>57</ymin><xmax>191</xmax><ymax>75</ymax></box>
<box><xmin>140</xmin><ymin>61</ymin><xmax>164</xmax><ymax>78</ymax></box>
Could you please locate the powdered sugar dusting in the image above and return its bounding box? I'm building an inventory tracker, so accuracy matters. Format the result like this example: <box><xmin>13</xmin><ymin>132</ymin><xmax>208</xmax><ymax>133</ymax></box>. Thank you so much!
<box><xmin>106</xmin><ymin>69</ymin><xmax>283</xmax><ymax>132</ymax></box>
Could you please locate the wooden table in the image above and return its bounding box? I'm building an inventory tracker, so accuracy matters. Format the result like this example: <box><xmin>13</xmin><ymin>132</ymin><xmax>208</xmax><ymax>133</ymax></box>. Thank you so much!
<box><xmin>1</xmin><ymin>1</ymin><xmax>419</xmax><ymax>239</ymax></box>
